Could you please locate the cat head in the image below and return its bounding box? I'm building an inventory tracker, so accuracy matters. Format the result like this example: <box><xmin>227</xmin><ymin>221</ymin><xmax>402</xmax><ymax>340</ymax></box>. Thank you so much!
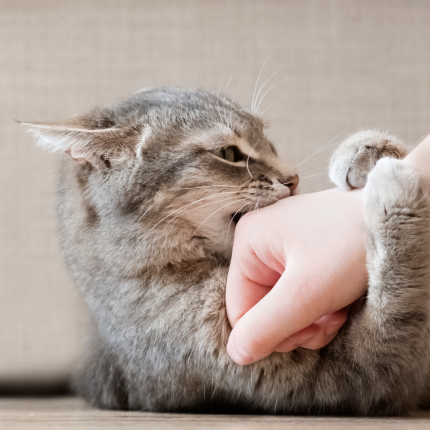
<box><xmin>23</xmin><ymin>88</ymin><xmax>298</xmax><ymax>265</ymax></box>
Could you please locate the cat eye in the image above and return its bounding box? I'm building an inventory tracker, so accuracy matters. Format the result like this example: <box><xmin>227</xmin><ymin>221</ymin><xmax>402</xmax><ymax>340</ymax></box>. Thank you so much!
<box><xmin>213</xmin><ymin>146</ymin><xmax>244</xmax><ymax>163</ymax></box>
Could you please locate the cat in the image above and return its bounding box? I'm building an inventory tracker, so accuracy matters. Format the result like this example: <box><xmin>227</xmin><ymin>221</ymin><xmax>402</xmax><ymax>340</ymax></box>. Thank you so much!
<box><xmin>23</xmin><ymin>87</ymin><xmax>430</xmax><ymax>415</ymax></box>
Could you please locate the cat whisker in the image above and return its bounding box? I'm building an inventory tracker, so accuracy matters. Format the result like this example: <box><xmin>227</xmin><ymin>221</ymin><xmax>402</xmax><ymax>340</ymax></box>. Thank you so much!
<box><xmin>295</xmin><ymin>132</ymin><xmax>345</xmax><ymax>169</ymax></box>
<box><xmin>297</xmin><ymin>166</ymin><xmax>326</xmax><ymax>174</ymax></box>
<box><xmin>253</xmin><ymin>65</ymin><xmax>290</xmax><ymax>115</ymax></box>
<box><xmin>260</xmin><ymin>101</ymin><xmax>282</xmax><ymax>118</ymax></box>
<box><xmin>192</xmin><ymin>198</ymin><xmax>248</xmax><ymax>237</ymax></box>
<box><xmin>262</xmin><ymin>182</ymin><xmax>297</xmax><ymax>188</ymax></box>
<box><xmin>228</xmin><ymin>107</ymin><xmax>253</xmax><ymax>129</ymax></box>
<box><xmin>146</xmin><ymin>192</ymin><xmax>237</xmax><ymax>233</ymax></box>
<box><xmin>224</xmin><ymin>77</ymin><xmax>234</xmax><ymax>98</ymax></box>
<box><xmin>299</xmin><ymin>172</ymin><xmax>328</xmax><ymax>180</ymax></box>
<box><xmin>232</xmin><ymin>73</ymin><xmax>247</xmax><ymax>104</ymax></box>
<box><xmin>251</xmin><ymin>56</ymin><xmax>270</xmax><ymax>113</ymax></box>
<box><xmin>255</xmin><ymin>196</ymin><xmax>260</xmax><ymax>215</ymax></box>
<box><xmin>216</xmin><ymin>105</ymin><xmax>228</xmax><ymax>129</ymax></box>
<box><xmin>220</xmin><ymin>100</ymin><xmax>232</xmax><ymax>129</ymax></box>
<box><xmin>261</xmin><ymin>172</ymin><xmax>327</xmax><ymax>188</ymax></box>
<box><xmin>262</xmin><ymin>183</ymin><xmax>287</xmax><ymax>188</ymax></box>
<box><xmin>230</xmin><ymin>107</ymin><xmax>252</xmax><ymax>115</ymax></box>
<box><xmin>217</xmin><ymin>67</ymin><xmax>233</xmax><ymax>128</ymax></box>
<box><xmin>227</xmin><ymin>110</ymin><xmax>234</xmax><ymax>130</ymax></box>
<box><xmin>246</xmin><ymin>152</ymin><xmax>254</xmax><ymax>179</ymax></box>
<box><xmin>166</xmin><ymin>191</ymin><xmax>239</xmax><ymax>215</ymax></box>
<box><xmin>216</xmin><ymin>67</ymin><xmax>230</xmax><ymax>128</ymax></box>
<box><xmin>227</xmin><ymin>107</ymin><xmax>235</xmax><ymax>130</ymax></box>
<box><xmin>137</xmin><ymin>201</ymin><xmax>157</xmax><ymax>223</ymax></box>
<box><xmin>246</xmin><ymin>140</ymin><xmax>259</xmax><ymax>180</ymax></box>
<box><xmin>255</xmin><ymin>77</ymin><xmax>291</xmax><ymax>114</ymax></box>
<box><xmin>167</xmin><ymin>196</ymin><xmax>242</xmax><ymax>226</ymax></box>
<box><xmin>171</xmin><ymin>185</ymin><xmax>243</xmax><ymax>190</ymax></box>
<box><xmin>228</xmin><ymin>106</ymin><xmax>242</xmax><ymax>129</ymax></box>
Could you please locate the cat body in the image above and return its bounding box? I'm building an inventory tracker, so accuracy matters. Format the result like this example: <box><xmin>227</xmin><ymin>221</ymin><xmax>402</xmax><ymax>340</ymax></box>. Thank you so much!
<box><xmin>25</xmin><ymin>88</ymin><xmax>430</xmax><ymax>415</ymax></box>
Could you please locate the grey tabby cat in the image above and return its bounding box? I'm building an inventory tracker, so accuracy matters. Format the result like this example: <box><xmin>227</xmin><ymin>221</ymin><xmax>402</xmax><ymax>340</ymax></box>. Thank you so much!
<box><xmin>24</xmin><ymin>88</ymin><xmax>430</xmax><ymax>415</ymax></box>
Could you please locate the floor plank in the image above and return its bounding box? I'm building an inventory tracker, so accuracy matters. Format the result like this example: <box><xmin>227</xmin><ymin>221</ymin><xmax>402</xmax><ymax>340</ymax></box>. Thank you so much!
<box><xmin>1</xmin><ymin>397</ymin><xmax>430</xmax><ymax>429</ymax></box>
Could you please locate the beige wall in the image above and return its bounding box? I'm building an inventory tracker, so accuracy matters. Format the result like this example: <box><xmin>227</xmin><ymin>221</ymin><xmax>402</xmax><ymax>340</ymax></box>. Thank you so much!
<box><xmin>1</xmin><ymin>0</ymin><xmax>430</xmax><ymax>386</ymax></box>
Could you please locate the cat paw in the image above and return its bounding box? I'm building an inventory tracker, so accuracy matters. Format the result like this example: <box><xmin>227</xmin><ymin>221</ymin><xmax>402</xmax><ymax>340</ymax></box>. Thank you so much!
<box><xmin>329</xmin><ymin>131</ymin><xmax>408</xmax><ymax>191</ymax></box>
<box><xmin>363</xmin><ymin>157</ymin><xmax>429</xmax><ymax>228</ymax></box>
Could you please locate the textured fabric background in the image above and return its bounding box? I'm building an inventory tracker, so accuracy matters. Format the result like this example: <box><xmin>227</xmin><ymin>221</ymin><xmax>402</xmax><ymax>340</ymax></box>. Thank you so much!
<box><xmin>1</xmin><ymin>0</ymin><xmax>430</xmax><ymax>386</ymax></box>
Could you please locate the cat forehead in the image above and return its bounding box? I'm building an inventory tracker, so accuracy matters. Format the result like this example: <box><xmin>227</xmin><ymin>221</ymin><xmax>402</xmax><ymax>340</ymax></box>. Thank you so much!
<box><xmin>105</xmin><ymin>87</ymin><xmax>256</xmax><ymax>129</ymax></box>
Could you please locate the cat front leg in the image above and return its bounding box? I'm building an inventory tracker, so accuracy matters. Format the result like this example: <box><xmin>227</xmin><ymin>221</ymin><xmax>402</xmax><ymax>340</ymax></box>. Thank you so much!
<box><xmin>324</xmin><ymin>158</ymin><xmax>430</xmax><ymax>415</ymax></box>
<box><xmin>329</xmin><ymin>131</ymin><xmax>408</xmax><ymax>190</ymax></box>
<box><xmin>73</xmin><ymin>331</ymin><xmax>130</xmax><ymax>410</ymax></box>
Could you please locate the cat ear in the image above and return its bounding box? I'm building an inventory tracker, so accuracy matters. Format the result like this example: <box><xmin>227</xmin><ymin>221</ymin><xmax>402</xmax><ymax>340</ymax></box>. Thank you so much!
<box><xmin>20</xmin><ymin>119</ymin><xmax>141</xmax><ymax>169</ymax></box>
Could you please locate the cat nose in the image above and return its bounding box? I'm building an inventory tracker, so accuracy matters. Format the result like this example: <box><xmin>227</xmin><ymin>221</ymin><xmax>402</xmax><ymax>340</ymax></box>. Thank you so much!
<box><xmin>283</xmin><ymin>174</ymin><xmax>299</xmax><ymax>192</ymax></box>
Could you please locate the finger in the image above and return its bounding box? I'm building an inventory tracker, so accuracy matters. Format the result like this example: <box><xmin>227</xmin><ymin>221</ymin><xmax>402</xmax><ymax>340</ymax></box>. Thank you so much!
<box><xmin>226</xmin><ymin>271</ymin><xmax>273</xmax><ymax>328</ymax></box>
<box><xmin>226</xmin><ymin>245</ymin><xmax>281</xmax><ymax>328</ymax></box>
<box><xmin>226</xmin><ymin>210</ymin><xmax>287</xmax><ymax>328</ymax></box>
<box><xmin>273</xmin><ymin>308</ymin><xmax>349</xmax><ymax>352</ymax></box>
<box><xmin>314</xmin><ymin>308</ymin><xmax>349</xmax><ymax>333</ymax></box>
<box><xmin>297</xmin><ymin>331</ymin><xmax>338</xmax><ymax>350</ymax></box>
<box><xmin>273</xmin><ymin>324</ymin><xmax>320</xmax><ymax>353</ymax></box>
<box><xmin>227</xmin><ymin>266</ymin><xmax>333</xmax><ymax>365</ymax></box>
<box><xmin>299</xmin><ymin>330</ymin><xmax>338</xmax><ymax>350</ymax></box>
<box><xmin>301</xmin><ymin>308</ymin><xmax>348</xmax><ymax>349</ymax></box>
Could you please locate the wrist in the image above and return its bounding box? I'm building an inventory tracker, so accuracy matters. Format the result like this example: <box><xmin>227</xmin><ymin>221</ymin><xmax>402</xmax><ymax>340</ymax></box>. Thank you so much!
<box><xmin>403</xmin><ymin>135</ymin><xmax>430</xmax><ymax>185</ymax></box>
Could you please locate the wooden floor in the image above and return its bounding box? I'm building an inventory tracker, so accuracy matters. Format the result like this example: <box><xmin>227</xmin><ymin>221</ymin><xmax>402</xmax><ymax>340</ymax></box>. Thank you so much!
<box><xmin>1</xmin><ymin>398</ymin><xmax>430</xmax><ymax>429</ymax></box>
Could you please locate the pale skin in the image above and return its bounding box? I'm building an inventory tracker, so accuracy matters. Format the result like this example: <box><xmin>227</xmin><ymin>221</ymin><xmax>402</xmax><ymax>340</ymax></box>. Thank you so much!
<box><xmin>226</xmin><ymin>135</ymin><xmax>430</xmax><ymax>365</ymax></box>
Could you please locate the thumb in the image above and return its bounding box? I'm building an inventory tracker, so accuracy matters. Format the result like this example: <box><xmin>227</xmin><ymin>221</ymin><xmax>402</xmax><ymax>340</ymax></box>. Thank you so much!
<box><xmin>226</xmin><ymin>266</ymin><xmax>332</xmax><ymax>365</ymax></box>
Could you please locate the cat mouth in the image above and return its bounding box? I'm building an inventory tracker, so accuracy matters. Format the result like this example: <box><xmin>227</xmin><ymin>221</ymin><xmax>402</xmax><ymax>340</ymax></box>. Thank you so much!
<box><xmin>231</xmin><ymin>212</ymin><xmax>245</xmax><ymax>224</ymax></box>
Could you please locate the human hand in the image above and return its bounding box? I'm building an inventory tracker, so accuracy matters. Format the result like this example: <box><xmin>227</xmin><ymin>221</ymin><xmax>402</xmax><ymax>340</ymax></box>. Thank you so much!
<box><xmin>226</xmin><ymin>187</ymin><xmax>368</xmax><ymax>365</ymax></box>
